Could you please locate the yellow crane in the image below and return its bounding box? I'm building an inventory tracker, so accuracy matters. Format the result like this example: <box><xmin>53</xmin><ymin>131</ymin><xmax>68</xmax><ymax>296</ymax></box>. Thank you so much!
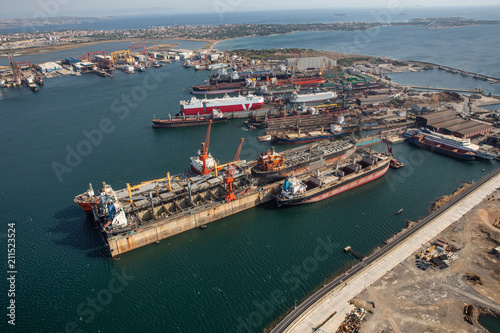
<box><xmin>110</xmin><ymin>50</ymin><xmax>133</xmax><ymax>65</ymax></box>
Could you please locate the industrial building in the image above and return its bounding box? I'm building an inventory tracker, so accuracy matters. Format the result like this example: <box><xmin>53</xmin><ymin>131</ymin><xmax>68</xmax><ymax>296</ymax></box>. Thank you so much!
<box><xmin>416</xmin><ymin>111</ymin><xmax>493</xmax><ymax>139</ymax></box>
<box><xmin>285</xmin><ymin>56</ymin><xmax>336</xmax><ymax>71</ymax></box>
<box><xmin>36</xmin><ymin>62</ymin><xmax>62</xmax><ymax>73</ymax></box>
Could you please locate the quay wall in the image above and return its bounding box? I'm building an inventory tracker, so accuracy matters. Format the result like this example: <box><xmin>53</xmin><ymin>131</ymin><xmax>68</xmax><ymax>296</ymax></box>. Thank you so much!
<box><xmin>107</xmin><ymin>183</ymin><xmax>280</xmax><ymax>256</ymax></box>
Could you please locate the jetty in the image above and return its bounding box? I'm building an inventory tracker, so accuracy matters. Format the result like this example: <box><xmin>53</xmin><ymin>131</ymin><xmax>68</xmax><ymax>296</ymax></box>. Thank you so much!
<box><xmin>409</xmin><ymin>86</ymin><xmax>483</xmax><ymax>94</ymax></box>
<box><xmin>344</xmin><ymin>246</ymin><xmax>365</xmax><ymax>260</ymax></box>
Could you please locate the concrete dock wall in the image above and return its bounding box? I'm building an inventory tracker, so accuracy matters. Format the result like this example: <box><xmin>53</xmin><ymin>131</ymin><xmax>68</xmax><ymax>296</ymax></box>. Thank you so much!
<box><xmin>107</xmin><ymin>183</ymin><xmax>279</xmax><ymax>256</ymax></box>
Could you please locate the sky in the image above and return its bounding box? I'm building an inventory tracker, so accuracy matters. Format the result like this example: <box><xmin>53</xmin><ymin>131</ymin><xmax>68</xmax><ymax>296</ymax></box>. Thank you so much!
<box><xmin>1</xmin><ymin>0</ymin><xmax>500</xmax><ymax>19</ymax></box>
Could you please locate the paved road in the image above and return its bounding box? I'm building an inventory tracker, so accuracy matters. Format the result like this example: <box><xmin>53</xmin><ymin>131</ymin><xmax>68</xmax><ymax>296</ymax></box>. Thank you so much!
<box><xmin>463</xmin><ymin>96</ymin><xmax>471</xmax><ymax>115</ymax></box>
<box><xmin>270</xmin><ymin>167</ymin><xmax>500</xmax><ymax>333</ymax></box>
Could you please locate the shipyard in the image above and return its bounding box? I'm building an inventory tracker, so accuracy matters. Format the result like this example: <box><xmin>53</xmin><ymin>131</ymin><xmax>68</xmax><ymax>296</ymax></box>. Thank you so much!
<box><xmin>59</xmin><ymin>43</ymin><xmax>500</xmax><ymax>331</ymax></box>
<box><xmin>3</xmin><ymin>8</ymin><xmax>500</xmax><ymax>333</ymax></box>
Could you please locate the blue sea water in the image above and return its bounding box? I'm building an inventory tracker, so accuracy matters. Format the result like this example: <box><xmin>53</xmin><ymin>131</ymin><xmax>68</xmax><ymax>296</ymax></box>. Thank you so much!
<box><xmin>216</xmin><ymin>24</ymin><xmax>500</xmax><ymax>79</ymax></box>
<box><xmin>2</xmin><ymin>6</ymin><xmax>500</xmax><ymax>34</ymax></box>
<box><xmin>1</xmin><ymin>7</ymin><xmax>500</xmax><ymax>333</ymax></box>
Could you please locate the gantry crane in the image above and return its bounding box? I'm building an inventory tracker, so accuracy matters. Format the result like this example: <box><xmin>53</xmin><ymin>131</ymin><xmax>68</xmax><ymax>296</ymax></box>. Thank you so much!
<box><xmin>224</xmin><ymin>138</ymin><xmax>244</xmax><ymax>202</ymax></box>
<box><xmin>83</xmin><ymin>51</ymin><xmax>113</xmax><ymax>70</ymax></box>
<box><xmin>129</xmin><ymin>44</ymin><xmax>146</xmax><ymax>55</ymax></box>
<box><xmin>109</xmin><ymin>50</ymin><xmax>133</xmax><ymax>65</ymax></box>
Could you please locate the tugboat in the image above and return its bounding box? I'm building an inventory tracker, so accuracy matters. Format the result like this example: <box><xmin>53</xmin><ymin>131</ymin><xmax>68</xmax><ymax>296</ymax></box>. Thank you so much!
<box><xmin>390</xmin><ymin>158</ymin><xmax>404</xmax><ymax>169</ymax></box>
<box><xmin>34</xmin><ymin>76</ymin><xmax>44</xmax><ymax>86</ymax></box>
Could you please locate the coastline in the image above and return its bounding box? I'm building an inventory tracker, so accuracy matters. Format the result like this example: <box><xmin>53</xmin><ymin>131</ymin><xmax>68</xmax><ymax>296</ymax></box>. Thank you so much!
<box><xmin>0</xmin><ymin>37</ymin><xmax>219</xmax><ymax>58</ymax></box>
<box><xmin>273</xmin><ymin>169</ymin><xmax>500</xmax><ymax>333</ymax></box>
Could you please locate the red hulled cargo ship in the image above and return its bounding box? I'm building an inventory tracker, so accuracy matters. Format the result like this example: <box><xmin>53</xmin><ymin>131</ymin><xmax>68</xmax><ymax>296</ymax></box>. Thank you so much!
<box><xmin>180</xmin><ymin>94</ymin><xmax>265</xmax><ymax>115</ymax></box>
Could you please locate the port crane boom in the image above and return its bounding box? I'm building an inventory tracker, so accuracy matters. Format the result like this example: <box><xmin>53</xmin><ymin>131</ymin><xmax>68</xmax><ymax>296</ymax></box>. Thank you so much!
<box><xmin>224</xmin><ymin>138</ymin><xmax>244</xmax><ymax>202</ymax></box>
<box><xmin>198</xmin><ymin>120</ymin><xmax>212</xmax><ymax>175</ymax></box>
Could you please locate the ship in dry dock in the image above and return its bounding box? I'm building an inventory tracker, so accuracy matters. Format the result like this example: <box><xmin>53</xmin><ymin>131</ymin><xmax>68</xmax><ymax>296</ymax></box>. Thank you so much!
<box><xmin>73</xmin><ymin>122</ymin><xmax>284</xmax><ymax>256</ymax></box>
<box><xmin>251</xmin><ymin>138</ymin><xmax>356</xmax><ymax>180</ymax></box>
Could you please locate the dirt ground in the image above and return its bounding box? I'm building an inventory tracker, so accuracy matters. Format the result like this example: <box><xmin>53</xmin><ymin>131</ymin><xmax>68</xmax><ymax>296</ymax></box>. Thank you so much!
<box><xmin>352</xmin><ymin>189</ymin><xmax>500</xmax><ymax>332</ymax></box>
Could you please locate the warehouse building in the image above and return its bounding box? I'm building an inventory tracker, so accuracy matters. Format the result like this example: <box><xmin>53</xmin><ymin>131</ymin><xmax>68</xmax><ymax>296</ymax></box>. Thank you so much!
<box><xmin>36</xmin><ymin>62</ymin><xmax>62</xmax><ymax>73</ymax></box>
<box><xmin>416</xmin><ymin>111</ymin><xmax>493</xmax><ymax>139</ymax></box>
<box><xmin>285</xmin><ymin>57</ymin><xmax>336</xmax><ymax>71</ymax></box>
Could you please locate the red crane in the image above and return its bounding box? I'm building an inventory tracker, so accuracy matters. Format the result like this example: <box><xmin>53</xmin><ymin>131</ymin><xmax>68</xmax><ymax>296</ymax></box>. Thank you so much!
<box><xmin>129</xmin><ymin>44</ymin><xmax>146</xmax><ymax>54</ymax></box>
<box><xmin>224</xmin><ymin>138</ymin><xmax>244</xmax><ymax>202</ymax></box>
<box><xmin>83</xmin><ymin>51</ymin><xmax>106</xmax><ymax>62</ymax></box>
<box><xmin>198</xmin><ymin>120</ymin><xmax>212</xmax><ymax>175</ymax></box>
<box><xmin>384</xmin><ymin>133</ymin><xmax>393</xmax><ymax>155</ymax></box>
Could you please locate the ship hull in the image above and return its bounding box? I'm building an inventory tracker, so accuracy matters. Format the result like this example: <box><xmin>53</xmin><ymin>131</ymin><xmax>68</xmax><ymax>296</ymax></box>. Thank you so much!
<box><xmin>182</xmin><ymin>102</ymin><xmax>264</xmax><ymax>115</ymax></box>
<box><xmin>290</xmin><ymin>93</ymin><xmax>336</xmax><ymax>103</ymax></box>
<box><xmin>356</xmin><ymin>138</ymin><xmax>381</xmax><ymax>146</ymax></box>
<box><xmin>251</xmin><ymin>144</ymin><xmax>356</xmax><ymax>180</ymax></box>
<box><xmin>276</xmin><ymin>160</ymin><xmax>390</xmax><ymax>205</ymax></box>
<box><xmin>407</xmin><ymin>136</ymin><xmax>476</xmax><ymax>161</ymax></box>
<box><xmin>152</xmin><ymin>116</ymin><xmax>227</xmax><ymax>128</ymax></box>
<box><xmin>191</xmin><ymin>88</ymin><xmax>241</xmax><ymax>95</ymax></box>
<box><xmin>276</xmin><ymin>132</ymin><xmax>345</xmax><ymax>144</ymax></box>
<box><xmin>75</xmin><ymin>200</ymin><xmax>97</xmax><ymax>214</ymax></box>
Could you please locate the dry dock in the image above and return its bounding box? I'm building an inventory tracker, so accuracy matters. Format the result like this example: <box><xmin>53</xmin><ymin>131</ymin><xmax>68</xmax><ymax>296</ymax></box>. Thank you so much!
<box><xmin>105</xmin><ymin>181</ymin><xmax>280</xmax><ymax>256</ymax></box>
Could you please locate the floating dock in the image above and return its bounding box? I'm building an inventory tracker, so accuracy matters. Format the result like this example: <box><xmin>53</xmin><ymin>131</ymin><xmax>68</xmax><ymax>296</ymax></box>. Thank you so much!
<box><xmin>104</xmin><ymin>179</ymin><xmax>281</xmax><ymax>256</ymax></box>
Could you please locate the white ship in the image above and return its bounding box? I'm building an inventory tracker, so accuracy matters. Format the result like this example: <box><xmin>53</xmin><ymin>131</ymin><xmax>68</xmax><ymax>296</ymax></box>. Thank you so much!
<box><xmin>405</xmin><ymin>129</ymin><xmax>498</xmax><ymax>160</ymax></box>
<box><xmin>290</xmin><ymin>90</ymin><xmax>337</xmax><ymax>103</ymax></box>
<box><xmin>180</xmin><ymin>94</ymin><xmax>265</xmax><ymax>115</ymax></box>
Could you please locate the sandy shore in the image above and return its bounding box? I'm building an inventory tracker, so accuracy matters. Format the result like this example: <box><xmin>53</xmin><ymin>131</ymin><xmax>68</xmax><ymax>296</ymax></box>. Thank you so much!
<box><xmin>0</xmin><ymin>37</ymin><xmax>219</xmax><ymax>58</ymax></box>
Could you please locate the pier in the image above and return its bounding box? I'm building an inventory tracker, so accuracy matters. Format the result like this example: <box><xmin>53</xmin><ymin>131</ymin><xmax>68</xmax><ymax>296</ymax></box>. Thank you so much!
<box><xmin>408</xmin><ymin>86</ymin><xmax>483</xmax><ymax>94</ymax></box>
<box><xmin>409</xmin><ymin>60</ymin><xmax>500</xmax><ymax>83</ymax></box>
<box><xmin>344</xmin><ymin>246</ymin><xmax>365</xmax><ymax>260</ymax></box>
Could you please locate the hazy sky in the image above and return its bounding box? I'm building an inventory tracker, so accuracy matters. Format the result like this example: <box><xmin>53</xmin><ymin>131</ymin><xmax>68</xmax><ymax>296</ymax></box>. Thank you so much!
<box><xmin>2</xmin><ymin>0</ymin><xmax>500</xmax><ymax>19</ymax></box>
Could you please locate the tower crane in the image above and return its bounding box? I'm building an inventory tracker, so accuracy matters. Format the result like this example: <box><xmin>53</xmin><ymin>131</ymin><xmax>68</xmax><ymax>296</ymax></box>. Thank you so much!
<box><xmin>224</xmin><ymin>138</ymin><xmax>244</xmax><ymax>202</ymax></box>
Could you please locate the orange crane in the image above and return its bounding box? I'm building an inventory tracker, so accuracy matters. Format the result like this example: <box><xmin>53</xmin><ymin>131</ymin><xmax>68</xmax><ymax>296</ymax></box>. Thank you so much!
<box><xmin>224</xmin><ymin>138</ymin><xmax>244</xmax><ymax>202</ymax></box>
<box><xmin>198</xmin><ymin>120</ymin><xmax>212</xmax><ymax>175</ymax></box>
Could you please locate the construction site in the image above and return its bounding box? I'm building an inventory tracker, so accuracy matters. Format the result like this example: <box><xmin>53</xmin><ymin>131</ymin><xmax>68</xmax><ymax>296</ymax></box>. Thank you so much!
<box><xmin>348</xmin><ymin>187</ymin><xmax>500</xmax><ymax>332</ymax></box>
